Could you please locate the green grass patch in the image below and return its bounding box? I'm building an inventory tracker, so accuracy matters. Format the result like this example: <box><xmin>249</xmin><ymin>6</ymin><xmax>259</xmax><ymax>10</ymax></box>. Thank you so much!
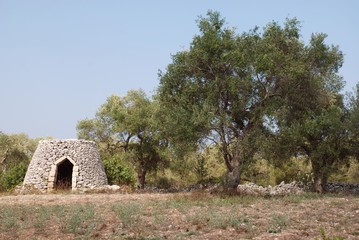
<box><xmin>60</xmin><ymin>204</ymin><xmax>96</xmax><ymax>235</ymax></box>
<box><xmin>112</xmin><ymin>202</ymin><xmax>144</xmax><ymax>228</ymax></box>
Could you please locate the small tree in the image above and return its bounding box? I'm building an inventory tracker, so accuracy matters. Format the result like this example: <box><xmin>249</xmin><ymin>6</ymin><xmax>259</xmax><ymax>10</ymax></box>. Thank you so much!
<box><xmin>272</xmin><ymin>102</ymin><xmax>351</xmax><ymax>192</ymax></box>
<box><xmin>77</xmin><ymin>90</ymin><xmax>167</xmax><ymax>189</ymax></box>
<box><xmin>0</xmin><ymin>133</ymin><xmax>38</xmax><ymax>191</ymax></box>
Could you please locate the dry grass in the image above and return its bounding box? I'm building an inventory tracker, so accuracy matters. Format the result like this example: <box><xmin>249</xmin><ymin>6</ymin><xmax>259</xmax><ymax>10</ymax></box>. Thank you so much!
<box><xmin>0</xmin><ymin>192</ymin><xmax>358</xmax><ymax>239</ymax></box>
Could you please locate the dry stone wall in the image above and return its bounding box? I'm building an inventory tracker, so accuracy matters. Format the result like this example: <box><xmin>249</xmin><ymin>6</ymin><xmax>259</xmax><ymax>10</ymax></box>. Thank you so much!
<box><xmin>325</xmin><ymin>182</ymin><xmax>359</xmax><ymax>194</ymax></box>
<box><xmin>237</xmin><ymin>181</ymin><xmax>304</xmax><ymax>196</ymax></box>
<box><xmin>23</xmin><ymin>139</ymin><xmax>108</xmax><ymax>192</ymax></box>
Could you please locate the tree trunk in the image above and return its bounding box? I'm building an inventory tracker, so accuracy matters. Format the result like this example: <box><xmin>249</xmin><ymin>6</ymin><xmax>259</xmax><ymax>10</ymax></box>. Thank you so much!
<box><xmin>223</xmin><ymin>160</ymin><xmax>240</xmax><ymax>191</ymax></box>
<box><xmin>313</xmin><ymin>173</ymin><xmax>328</xmax><ymax>193</ymax></box>
<box><xmin>312</xmin><ymin>162</ymin><xmax>328</xmax><ymax>193</ymax></box>
<box><xmin>137</xmin><ymin>164</ymin><xmax>146</xmax><ymax>190</ymax></box>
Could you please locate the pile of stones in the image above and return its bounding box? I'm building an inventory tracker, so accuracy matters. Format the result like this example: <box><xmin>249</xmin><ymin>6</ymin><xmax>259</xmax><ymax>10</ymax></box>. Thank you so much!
<box><xmin>144</xmin><ymin>181</ymin><xmax>305</xmax><ymax>195</ymax></box>
<box><xmin>237</xmin><ymin>181</ymin><xmax>304</xmax><ymax>196</ymax></box>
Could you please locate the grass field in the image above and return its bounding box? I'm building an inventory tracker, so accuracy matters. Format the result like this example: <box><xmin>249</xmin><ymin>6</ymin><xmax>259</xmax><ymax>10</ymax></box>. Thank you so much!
<box><xmin>0</xmin><ymin>192</ymin><xmax>358</xmax><ymax>239</ymax></box>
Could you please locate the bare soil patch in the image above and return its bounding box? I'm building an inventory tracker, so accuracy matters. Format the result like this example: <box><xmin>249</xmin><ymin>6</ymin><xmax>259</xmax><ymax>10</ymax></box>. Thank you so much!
<box><xmin>0</xmin><ymin>192</ymin><xmax>358</xmax><ymax>239</ymax></box>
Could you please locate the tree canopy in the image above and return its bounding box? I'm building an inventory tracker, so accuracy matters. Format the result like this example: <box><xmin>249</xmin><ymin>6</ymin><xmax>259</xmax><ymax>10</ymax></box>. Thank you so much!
<box><xmin>157</xmin><ymin>11</ymin><xmax>345</xmax><ymax>190</ymax></box>
<box><xmin>0</xmin><ymin>133</ymin><xmax>38</xmax><ymax>191</ymax></box>
<box><xmin>77</xmin><ymin>90</ymin><xmax>167</xmax><ymax>189</ymax></box>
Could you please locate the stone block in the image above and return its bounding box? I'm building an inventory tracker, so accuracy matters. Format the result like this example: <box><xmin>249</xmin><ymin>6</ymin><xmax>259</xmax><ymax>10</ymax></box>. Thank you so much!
<box><xmin>49</xmin><ymin>171</ymin><xmax>56</xmax><ymax>177</ymax></box>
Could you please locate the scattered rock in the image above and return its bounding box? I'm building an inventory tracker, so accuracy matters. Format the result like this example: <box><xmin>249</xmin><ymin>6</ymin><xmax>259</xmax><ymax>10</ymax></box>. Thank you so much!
<box><xmin>237</xmin><ymin>181</ymin><xmax>303</xmax><ymax>196</ymax></box>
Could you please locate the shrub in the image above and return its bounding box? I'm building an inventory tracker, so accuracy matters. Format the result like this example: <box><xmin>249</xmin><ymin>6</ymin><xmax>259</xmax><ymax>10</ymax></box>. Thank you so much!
<box><xmin>347</xmin><ymin>159</ymin><xmax>359</xmax><ymax>182</ymax></box>
<box><xmin>153</xmin><ymin>176</ymin><xmax>173</xmax><ymax>189</ymax></box>
<box><xmin>0</xmin><ymin>162</ymin><xmax>28</xmax><ymax>191</ymax></box>
<box><xmin>102</xmin><ymin>155</ymin><xmax>135</xmax><ymax>186</ymax></box>
<box><xmin>242</xmin><ymin>158</ymin><xmax>276</xmax><ymax>186</ymax></box>
<box><xmin>315</xmin><ymin>228</ymin><xmax>345</xmax><ymax>240</ymax></box>
<box><xmin>272</xmin><ymin>157</ymin><xmax>312</xmax><ymax>185</ymax></box>
<box><xmin>329</xmin><ymin>158</ymin><xmax>359</xmax><ymax>183</ymax></box>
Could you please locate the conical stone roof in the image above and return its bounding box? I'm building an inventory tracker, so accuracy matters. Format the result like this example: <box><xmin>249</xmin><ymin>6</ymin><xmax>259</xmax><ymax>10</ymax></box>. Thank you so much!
<box><xmin>23</xmin><ymin>139</ymin><xmax>108</xmax><ymax>192</ymax></box>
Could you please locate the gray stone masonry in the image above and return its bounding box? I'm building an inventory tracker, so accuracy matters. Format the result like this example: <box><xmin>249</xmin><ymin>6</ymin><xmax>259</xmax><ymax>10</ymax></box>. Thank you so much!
<box><xmin>23</xmin><ymin>139</ymin><xmax>108</xmax><ymax>192</ymax></box>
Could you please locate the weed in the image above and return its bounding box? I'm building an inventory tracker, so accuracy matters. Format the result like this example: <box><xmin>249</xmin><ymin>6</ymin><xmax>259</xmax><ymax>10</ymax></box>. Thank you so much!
<box><xmin>61</xmin><ymin>204</ymin><xmax>96</xmax><ymax>235</ymax></box>
<box><xmin>210</xmin><ymin>194</ymin><xmax>259</xmax><ymax>206</ymax></box>
<box><xmin>187</xmin><ymin>207</ymin><xmax>253</xmax><ymax>232</ymax></box>
<box><xmin>124</xmin><ymin>236</ymin><xmax>163</xmax><ymax>240</ymax></box>
<box><xmin>315</xmin><ymin>227</ymin><xmax>345</xmax><ymax>240</ymax></box>
<box><xmin>268</xmin><ymin>214</ymin><xmax>288</xmax><ymax>233</ymax></box>
<box><xmin>112</xmin><ymin>202</ymin><xmax>144</xmax><ymax>228</ymax></box>
<box><xmin>0</xmin><ymin>207</ymin><xmax>18</xmax><ymax>230</ymax></box>
<box><xmin>0</xmin><ymin>206</ymin><xmax>30</xmax><ymax>231</ymax></box>
<box><xmin>33</xmin><ymin>206</ymin><xmax>52</xmax><ymax>228</ymax></box>
<box><xmin>174</xmin><ymin>231</ymin><xmax>198</xmax><ymax>239</ymax></box>
<box><xmin>0</xmin><ymin>192</ymin><xmax>356</xmax><ymax>239</ymax></box>
<box><xmin>164</xmin><ymin>198</ymin><xmax>191</xmax><ymax>214</ymax></box>
<box><xmin>228</xmin><ymin>213</ymin><xmax>253</xmax><ymax>232</ymax></box>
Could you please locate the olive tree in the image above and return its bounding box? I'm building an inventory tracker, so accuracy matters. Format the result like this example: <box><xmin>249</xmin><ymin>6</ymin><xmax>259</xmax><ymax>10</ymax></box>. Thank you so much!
<box><xmin>77</xmin><ymin>90</ymin><xmax>167</xmax><ymax>189</ymax></box>
<box><xmin>157</xmin><ymin>11</ymin><xmax>344</xmax><ymax>190</ymax></box>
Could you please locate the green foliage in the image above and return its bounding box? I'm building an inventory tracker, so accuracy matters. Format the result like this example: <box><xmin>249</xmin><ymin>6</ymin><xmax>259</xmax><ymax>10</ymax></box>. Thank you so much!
<box><xmin>268</xmin><ymin>214</ymin><xmax>288</xmax><ymax>233</ymax></box>
<box><xmin>272</xmin><ymin>157</ymin><xmax>312</xmax><ymax>185</ymax></box>
<box><xmin>61</xmin><ymin>204</ymin><xmax>96</xmax><ymax>235</ymax></box>
<box><xmin>0</xmin><ymin>162</ymin><xmax>28</xmax><ymax>191</ymax></box>
<box><xmin>272</xmin><ymin>103</ymin><xmax>351</xmax><ymax>192</ymax></box>
<box><xmin>329</xmin><ymin>158</ymin><xmax>359</xmax><ymax>183</ymax></box>
<box><xmin>194</xmin><ymin>154</ymin><xmax>208</xmax><ymax>182</ymax></box>
<box><xmin>187</xmin><ymin>208</ymin><xmax>253</xmax><ymax>232</ymax></box>
<box><xmin>102</xmin><ymin>154</ymin><xmax>135</xmax><ymax>186</ymax></box>
<box><xmin>112</xmin><ymin>202</ymin><xmax>144</xmax><ymax>227</ymax></box>
<box><xmin>315</xmin><ymin>228</ymin><xmax>345</xmax><ymax>240</ymax></box>
<box><xmin>161</xmin><ymin>146</ymin><xmax>226</xmax><ymax>187</ymax></box>
<box><xmin>77</xmin><ymin>90</ymin><xmax>168</xmax><ymax>189</ymax></box>
<box><xmin>152</xmin><ymin>176</ymin><xmax>174</xmax><ymax>189</ymax></box>
<box><xmin>0</xmin><ymin>132</ymin><xmax>39</xmax><ymax>191</ymax></box>
<box><xmin>158</xmin><ymin>11</ymin><xmax>345</xmax><ymax>190</ymax></box>
<box><xmin>72</xmin><ymin>11</ymin><xmax>355</xmax><ymax>191</ymax></box>
<box><xmin>241</xmin><ymin>157</ymin><xmax>312</xmax><ymax>186</ymax></box>
<box><xmin>242</xmin><ymin>158</ymin><xmax>276</xmax><ymax>186</ymax></box>
<box><xmin>347</xmin><ymin>159</ymin><xmax>359</xmax><ymax>182</ymax></box>
<box><xmin>347</xmin><ymin>84</ymin><xmax>359</xmax><ymax>160</ymax></box>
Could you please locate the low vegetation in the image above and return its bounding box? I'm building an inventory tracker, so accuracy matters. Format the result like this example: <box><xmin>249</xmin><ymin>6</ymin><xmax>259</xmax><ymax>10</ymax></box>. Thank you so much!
<box><xmin>0</xmin><ymin>192</ymin><xmax>357</xmax><ymax>239</ymax></box>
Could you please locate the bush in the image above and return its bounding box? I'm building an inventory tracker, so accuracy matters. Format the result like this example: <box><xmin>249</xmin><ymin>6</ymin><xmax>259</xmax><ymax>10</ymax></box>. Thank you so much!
<box><xmin>102</xmin><ymin>155</ymin><xmax>135</xmax><ymax>186</ymax></box>
<box><xmin>329</xmin><ymin>158</ymin><xmax>359</xmax><ymax>183</ymax></box>
<box><xmin>0</xmin><ymin>162</ymin><xmax>28</xmax><ymax>191</ymax></box>
<box><xmin>272</xmin><ymin>157</ymin><xmax>312</xmax><ymax>185</ymax></box>
<box><xmin>242</xmin><ymin>158</ymin><xmax>276</xmax><ymax>186</ymax></box>
<box><xmin>347</xmin><ymin>159</ymin><xmax>359</xmax><ymax>182</ymax></box>
<box><xmin>153</xmin><ymin>176</ymin><xmax>173</xmax><ymax>189</ymax></box>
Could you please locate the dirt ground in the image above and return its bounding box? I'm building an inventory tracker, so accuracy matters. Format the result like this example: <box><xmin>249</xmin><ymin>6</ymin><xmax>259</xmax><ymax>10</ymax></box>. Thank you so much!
<box><xmin>0</xmin><ymin>192</ymin><xmax>169</xmax><ymax>206</ymax></box>
<box><xmin>0</xmin><ymin>192</ymin><xmax>358</xmax><ymax>239</ymax></box>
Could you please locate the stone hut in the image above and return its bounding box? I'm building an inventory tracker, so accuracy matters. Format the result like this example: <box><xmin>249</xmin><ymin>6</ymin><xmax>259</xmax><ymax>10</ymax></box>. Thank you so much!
<box><xmin>23</xmin><ymin>139</ymin><xmax>108</xmax><ymax>192</ymax></box>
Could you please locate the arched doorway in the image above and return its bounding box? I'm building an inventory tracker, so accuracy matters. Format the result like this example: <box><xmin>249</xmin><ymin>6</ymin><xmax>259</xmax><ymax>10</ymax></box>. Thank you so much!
<box><xmin>55</xmin><ymin>159</ymin><xmax>73</xmax><ymax>190</ymax></box>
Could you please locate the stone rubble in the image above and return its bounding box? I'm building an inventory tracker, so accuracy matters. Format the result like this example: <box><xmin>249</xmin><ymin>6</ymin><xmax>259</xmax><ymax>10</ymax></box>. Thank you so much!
<box><xmin>237</xmin><ymin>181</ymin><xmax>304</xmax><ymax>196</ymax></box>
<box><xmin>141</xmin><ymin>181</ymin><xmax>359</xmax><ymax>195</ymax></box>
<box><xmin>236</xmin><ymin>182</ymin><xmax>359</xmax><ymax>195</ymax></box>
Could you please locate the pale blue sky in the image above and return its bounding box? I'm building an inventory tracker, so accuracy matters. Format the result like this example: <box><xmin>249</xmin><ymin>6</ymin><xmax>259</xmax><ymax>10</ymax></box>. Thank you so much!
<box><xmin>1</xmin><ymin>1</ymin><xmax>358</xmax><ymax>139</ymax></box>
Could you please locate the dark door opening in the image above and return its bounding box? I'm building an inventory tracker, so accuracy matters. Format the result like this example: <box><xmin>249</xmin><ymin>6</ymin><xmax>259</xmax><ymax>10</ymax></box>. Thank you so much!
<box><xmin>55</xmin><ymin>159</ymin><xmax>73</xmax><ymax>190</ymax></box>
